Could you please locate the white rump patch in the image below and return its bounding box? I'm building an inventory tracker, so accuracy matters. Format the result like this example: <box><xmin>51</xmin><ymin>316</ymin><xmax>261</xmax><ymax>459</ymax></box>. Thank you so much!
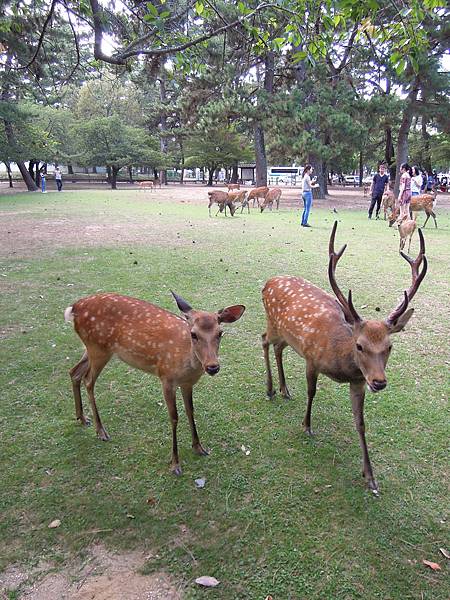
<box><xmin>64</xmin><ymin>306</ymin><xmax>74</xmax><ymax>323</ymax></box>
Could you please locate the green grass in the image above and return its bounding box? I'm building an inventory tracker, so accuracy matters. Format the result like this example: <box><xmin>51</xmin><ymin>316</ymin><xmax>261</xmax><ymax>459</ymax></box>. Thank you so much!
<box><xmin>1</xmin><ymin>190</ymin><xmax>449</xmax><ymax>599</ymax></box>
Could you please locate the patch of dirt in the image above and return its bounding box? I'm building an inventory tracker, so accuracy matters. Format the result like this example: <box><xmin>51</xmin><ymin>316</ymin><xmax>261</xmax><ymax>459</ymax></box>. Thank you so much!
<box><xmin>1</xmin><ymin>544</ymin><xmax>183</xmax><ymax>599</ymax></box>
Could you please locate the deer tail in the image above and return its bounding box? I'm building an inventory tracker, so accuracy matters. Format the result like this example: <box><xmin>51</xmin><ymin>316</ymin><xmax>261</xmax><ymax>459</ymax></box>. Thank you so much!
<box><xmin>64</xmin><ymin>306</ymin><xmax>74</xmax><ymax>323</ymax></box>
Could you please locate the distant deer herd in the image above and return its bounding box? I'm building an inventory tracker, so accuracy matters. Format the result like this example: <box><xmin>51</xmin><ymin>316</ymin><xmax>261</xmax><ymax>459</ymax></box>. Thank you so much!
<box><xmin>66</xmin><ymin>176</ymin><xmax>434</xmax><ymax>494</ymax></box>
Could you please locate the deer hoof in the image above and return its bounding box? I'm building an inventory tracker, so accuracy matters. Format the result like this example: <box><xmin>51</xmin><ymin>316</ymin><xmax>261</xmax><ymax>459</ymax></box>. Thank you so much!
<box><xmin>281</xmin><ymin>390</ymin><xmax>291</xmax><ymax>400</ymax></box>
<box><xmin>193</xmin><ymin>444</ymin><xmax>210</xmax><ymax>456</ymax></box>
<box><xmin>172</xmin><ymin>465</ymin><xmax>182</xmax><ymax>476</ymax></box>
<box><xmin>78</xmin><ymin>416</ymin><xmax>91</xmax><ymax>427</ymax></box>
<box><xmin>97</xmin><ymin>428</ymin><xmax>110</xmax><ymax>441</ymax></box>
<box><xmin>303</xmin><ymin>426</ymin><xmax>315</xmax><ymax>436</ymax></box>
<box><xmin>266</xmin><ymin>390</ymin><xmax>276</xmax><ymax>400</ymax></box>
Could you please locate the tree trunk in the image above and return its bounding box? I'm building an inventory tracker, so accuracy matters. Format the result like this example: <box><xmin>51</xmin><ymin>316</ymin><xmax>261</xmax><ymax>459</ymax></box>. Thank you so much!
<box><xmin>254</xmin><ymin>51</ymin><xmax>274</xmax><ymax>187</ymax></box>
<box><xmin>159</xmin><ymin>75</ymin><xmax>168</xmax><ymax>185</ymax></box>
<box><xmin>106</xmin><ymin>166</ymin><xmax>112</xmax><ymax>184</ymax></box>
<box><xmin>394</xmin><ymin>82</ymin><xmax>419</xmax><ymax>195</ymax></box>
<box><xmin>207</xmin><ymin>166</ymin><xmax>215</xmax><ymax>186</ymax></box>
<box><xmin>231</xmin><ymin>163</ymin><xmax>239</xmax><ymax>183</ymax></box>
<box><xmin>111</xmin><ymin>166</ymin><xmax>119</xmax><ymax>190</ymax></box>
<box><xmin>5</xmin><ymin>162</ymin><xmax>13</xmax><ymax>187</ymax></box>
<box><xmin>359</xmin><ymin>151</ymin><xmax>363</xmax><ymax>187</ymax></box>
<box><xmin>35</xmin><ymin>162</ymin><xmax>41</xmax><ymax>188</ymax></box>
<box><xmin>68</xmin><ymin>164</ymin><xmax>74</xmax><ymax>175</ymax></box>
<box><xmin>308</xmin><ymin>155</ymin><xmax>326</xmax><ymax>199</ymax></box>
<box><xmin>385</xmin><ymin>126</ymin><xmax>395</xmax><ymax>182</ymax></box>
<box><xmin>254</xmin><ymin>123</ymin><xmax>267</xmax><ymax>187</ymax></box>
<box><xmin>92</xmin><ymin>166</ymin><xmax>97</xmax><ymax>174</ymax></box>
<box><xmin>421</xmin><ymin>116</ymin><xmax>432</xmax><ymax>173</ymax></box>
<box><xmin>128</xmin><ymin>166</ymin><xmax>133</xmax><ymax>182</ymax></box>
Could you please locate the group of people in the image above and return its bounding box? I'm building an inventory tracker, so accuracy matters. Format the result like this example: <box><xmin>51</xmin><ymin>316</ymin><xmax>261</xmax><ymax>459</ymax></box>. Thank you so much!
<box><xmin>40</xmin><ymin>166</ymin><xmax>63</xmax><ymax>193</ymax></box>
<box><xmin>368</xmin><ymin>163</ymin><xmax>436</xmax><ymax>222</ymax></box>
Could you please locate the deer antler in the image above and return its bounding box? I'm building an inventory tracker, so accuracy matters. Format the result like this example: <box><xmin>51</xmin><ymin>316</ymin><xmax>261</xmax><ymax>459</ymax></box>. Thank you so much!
<box><xmin>386</xmin><ymin>228</ymin><xmax>428</xmax><ymax>325</ymax></box>
<box><xmin>328</xmin><ymin>221</ymin><xmax>361</xmax><ymax>324</ymax></box>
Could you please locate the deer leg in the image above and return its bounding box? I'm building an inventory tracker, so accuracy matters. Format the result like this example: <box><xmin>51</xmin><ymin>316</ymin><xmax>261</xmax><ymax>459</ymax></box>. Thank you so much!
<box><xmin>83</xmin><ymin>350</ymin><xmax>112</xmax><ymax>441</ymax></box>
<box><xmin>302</xmin><ymin>364</ymin><xmax>318</xmax><ymax>435</ymax></box>
<box><xmin>422</xmin><ymin>213</ymin><xmax>430</xmax><ymax>228</ymax></box>
<box><xmin>262</xmin><ymin>332</ymin><xmax>275</xmax><ymax>399</ymax></box>
<box><xmin>69</xmin><ymin>351</ymin><xmax>91</xmax><ymax>426</ymax></box>
<box><xmin>431</xmin><ymin>210</ymin><xmax>437</xmax><ymax>228</ymax></box>
<box><xmin>274</xmin><ymin>341</ymin><xmax>291</xmax><ymax>399</ymax></box>
<box><xmin>162</xmin><ymin>381</ymin><xmax>182</xmax><ymax>475</ymax></box>
<box><xmin>350</xmin><ymin>382</ymin><xmax>378</xmax><ymax>494</ymax></box>
<box><xmin>181</xmin><ymin>385</ymin><xmax>209</xmax><ymax>457</ymax></box>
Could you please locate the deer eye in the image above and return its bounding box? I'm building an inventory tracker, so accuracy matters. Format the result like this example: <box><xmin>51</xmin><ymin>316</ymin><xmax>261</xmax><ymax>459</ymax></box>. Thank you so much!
<box><xmin>356</xmin><ymin>343</ymin><xmax>363</xmax><ymax>352</ymax></box>
<box><xmin>191</xmin><ymin>332</ymin><xmax>198</xmax><ymax>341</ymax></box>
<box><xmin>388</xmin><ymin>344</ymin><xmax>393</xmax><ymax>352</ymax></box>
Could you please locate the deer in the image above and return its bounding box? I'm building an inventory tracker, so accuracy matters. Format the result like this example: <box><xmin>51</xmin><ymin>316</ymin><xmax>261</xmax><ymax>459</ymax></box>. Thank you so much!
<box><xmin>247</xmin><ymin>186</ymin><xmax>269</xmax><ymax>208</ymax></box>
<box><xmin>389</xmin><ymin>192</ymin><xmax>437</xmax><ymax>229</ymax></box>
<box><xmin>227</xmin><ymin>183</ymin><xmax>240</xmax><ymax>191</ymax></box>
<box><xmin>261</xmin><ymin>221</ymin><xmax>427</xmax><ymax>494</ymax></box>
<box><xmin>260</xmin><ymin>187</ymin><xmax>282</xmax><ymax>212</ymax></box>
<box><xmin>397</xmin><ymin>216</ymin><xmax>417</xmax><ymax>254</ymax></box>
<box><xmin>138</xmin><ymin>181</ymin><xmax>154</xmax><ymax>191</ymax></box>
<box><xmin>208</xmin><ymin>190</ymin><xmax>236</xmax><ymax>217</ymax></box>
<box><xmin>65</xmin><ymin>292</ymin><xmax>245</xmax><ymax>476</ymax></box>
<box><xmin>382</xmin><ymin>190</ymin><xmax>395</xmax><ymax>220</ymax></box>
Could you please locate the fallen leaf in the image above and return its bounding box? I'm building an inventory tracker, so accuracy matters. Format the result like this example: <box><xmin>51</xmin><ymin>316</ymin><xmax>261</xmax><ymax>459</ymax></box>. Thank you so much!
<box><xmin>194</xmin><ymin>478</ymin><xmax>206</xmax><ymax>489</ymax></box>
<box><xmin>439</xmin><ymin>548</ymin><xmax>450</xmax><ymax>559</ymax></box>
<box><xmin>48</xmin><ymin>519</ymin><xmax>61</xmax><ymax>529</ymax></box>
<box><xmin>195</xmin><ymin>576</ymin><xmax>220</xmax><ymax>587</ymax></box>
<box><xmin>360</xmin><ymin>304</ymin><xmax>368</xmax><ymax>309</ymax></box>
<box><xmin>146</xmin><ymin>497</ymin><xmax>156</xmax><ymax>505</ymax></box>
<box><xmin>422</xmin><ymin>559</ymin><xmax>441</xmax><ymax>571</ymax></box>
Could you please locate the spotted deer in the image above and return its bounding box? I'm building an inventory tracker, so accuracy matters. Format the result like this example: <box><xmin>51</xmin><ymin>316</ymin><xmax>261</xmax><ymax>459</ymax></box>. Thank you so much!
<box><xmin>389</xmin><ymin>192</ymin><xmax>437</xmax><ymax>228</ymax></box>
<box><xmin>398</xmin><ymin>216</ymin><xmax>417</xmax><ymax>254</ymax></box>
<box><xmin>65</xmin><ymin>292</ymin><xmax>245</xmax><ymax>475</ymax></box>
<box><xmin>261</xmin><ymin>222</ymin><xmax>427</xmax><ymax>494</ymax></box>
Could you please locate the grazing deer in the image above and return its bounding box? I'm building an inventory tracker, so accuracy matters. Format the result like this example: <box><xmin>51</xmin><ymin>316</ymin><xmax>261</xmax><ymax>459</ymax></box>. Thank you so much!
<box><xmin>261</xmin><ymin>222</ymin><xmax>427</xmax><ymax>494</ymax></box>
<box><xmin>398</xmin><ymin>216</ymin><xmax>417</xmax><ymax>254</ymax></box>
<box><xmin>389</xmin><ymin>192</ymin><xmax>437</xmax><ymax>229</ymax></box>
<box><xmin>247</xmin><ymin>186</ymin><xmax>269</xmax><ymax>208</ymax></box>
<box><xmin>227</xmin><ymin>183</ymin><xmax>240</xmax><ymax>191</ymax></box>
<box><xmin>260</xmin><ymin>187</ymin><xmax>282</xmax><ymax>212</ymax></box>
<box><xmin>65</xmin><ymin>292</ymin><xmax>245</xmax><ymax>475</ymax></box>
<box><xmin>138</xmin><ymin>181</ymin><xmax>154</xmax><ymax>191</ymax></box>
<box><xmin>208</xmin><ymin>191</ymin><xmax>236</xmax><ymax>217</ymax></box>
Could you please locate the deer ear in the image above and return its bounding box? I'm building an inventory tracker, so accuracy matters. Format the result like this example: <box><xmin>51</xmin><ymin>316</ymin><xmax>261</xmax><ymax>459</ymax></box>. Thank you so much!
<box><xmin>386</xmin><ymin>308</ymin><xmax>414</xmax><ymax>333</ymax></box>
<box><xmin>171</xmin><ymin>291</ymin><xmax>193</xmax><ymax>315</ymax></box>
<box><xmin>218</xmin><ymin>305</ymin><xmax>246</xmax><ymax>323</ymax></box>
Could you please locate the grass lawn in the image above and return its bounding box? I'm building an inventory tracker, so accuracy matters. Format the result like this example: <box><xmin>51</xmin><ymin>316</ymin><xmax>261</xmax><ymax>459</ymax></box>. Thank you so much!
<box><xmin>0</xmin><ymin>189</ymin><xmax>449</xmax><ymax>599</ymax></box>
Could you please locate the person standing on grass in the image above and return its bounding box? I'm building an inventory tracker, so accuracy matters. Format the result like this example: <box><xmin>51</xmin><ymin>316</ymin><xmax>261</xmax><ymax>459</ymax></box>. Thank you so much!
<box><xmin>397</xmin><ymin>162</ymin><xmax>412</xmax><ymax>222</ymax></box>
<box><xmin>40</xmin><ymin>167</ymin><xmax>47</xmax><ymax>193</ymax></box>
<box><xmin>54</xmin><ymin>167</ymin><xmax>63</xmax><ymax>192</ymax></box>
<box><xmin>301</xmin><ymin>165</ymin><xmax>318</xmax><ymax>227</ymax></box>
<box><xmin>368</xmin><ymin>163</ymin><xmax>389</xmax><ymax>219</ymax></box>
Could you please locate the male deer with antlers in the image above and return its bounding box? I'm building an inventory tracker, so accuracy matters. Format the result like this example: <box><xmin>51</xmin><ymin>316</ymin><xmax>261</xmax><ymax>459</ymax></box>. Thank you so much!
<box><xmin>65</xmin><ymin>292</ymin><xmax>245</xmax><ymax>475</ymax></box>
<box><xmin>261</xmin><ymin>222</ymin><xmax>427</xmax><ymax>494</ymax></box>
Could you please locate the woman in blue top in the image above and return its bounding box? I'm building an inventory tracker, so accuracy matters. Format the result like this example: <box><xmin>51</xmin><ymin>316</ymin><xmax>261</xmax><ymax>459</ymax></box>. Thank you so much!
<box><xmin>301</xmin><ymin>165</ymin><xmax>318</xmax><ymax>227</ymax></box>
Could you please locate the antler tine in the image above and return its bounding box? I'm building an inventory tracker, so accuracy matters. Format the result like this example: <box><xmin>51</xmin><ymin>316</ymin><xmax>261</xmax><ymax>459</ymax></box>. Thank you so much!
<box><xmin>328</xmin><ymin>221</ymin><xmax>361</xmax><ymax>324</ymax></box>
<box><xmin>387</xmin><ymin>229</ymin><xmax>428</xmax><ymax>324</ymax></box>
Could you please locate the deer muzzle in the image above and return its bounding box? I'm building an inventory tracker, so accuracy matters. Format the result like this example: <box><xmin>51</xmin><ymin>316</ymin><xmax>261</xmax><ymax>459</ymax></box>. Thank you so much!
<box><xmin>369</xmin><ymin>379</ymin><xmax>387</xmax><ymax>392</ymax></box>
<box><xmin>205</xmin><ymin>364</ymin><xmax>220</xmax><ymax>376</ymax></box>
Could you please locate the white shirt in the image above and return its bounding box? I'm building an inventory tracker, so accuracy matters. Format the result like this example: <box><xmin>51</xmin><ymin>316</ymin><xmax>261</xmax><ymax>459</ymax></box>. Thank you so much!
<box><xmin>302</xmin><ymin>174</ymin><xmax>312</xmax><ymax>192</ymax></box>
<box><xmin>411</xmin><ymin>175</ymin><xmax>422</xmax><ymax>194</ymax></box>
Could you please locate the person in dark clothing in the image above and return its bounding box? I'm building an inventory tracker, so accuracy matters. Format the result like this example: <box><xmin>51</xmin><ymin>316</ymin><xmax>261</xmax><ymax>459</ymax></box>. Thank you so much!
<box><xmin>368</xmin><ymin>163</ymin><xmax>389</xmax><ymax>219</ymax></box>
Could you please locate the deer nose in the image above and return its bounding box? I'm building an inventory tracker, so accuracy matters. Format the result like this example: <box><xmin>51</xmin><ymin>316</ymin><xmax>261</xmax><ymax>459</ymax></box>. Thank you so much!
<box><xmin>206</xmin><ymin>364</ymin><xmax>220</xmax><ymax>376</ymax></box>
<box><xmin>371</xmin><ymin>379</ymin><xmax>387</xmax><ymax>391</ymax></box>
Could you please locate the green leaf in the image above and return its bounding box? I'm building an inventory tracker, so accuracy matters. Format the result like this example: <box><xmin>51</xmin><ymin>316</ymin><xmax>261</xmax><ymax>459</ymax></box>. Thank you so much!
<box><xmin>146</xmin><ymin>2</ymin><xmax>158</xmax><ymax>17</ymax></box>
<box><xmin>195</xmin><ymin>1</ymin><xmax>204</xmax><ymax>15</ymax></box>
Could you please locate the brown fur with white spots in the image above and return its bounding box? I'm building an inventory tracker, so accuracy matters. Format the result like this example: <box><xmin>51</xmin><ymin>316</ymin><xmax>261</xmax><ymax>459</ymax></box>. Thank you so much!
<box><xmin>382</xmin><ymin>189</ymin><xmax>395</xmax><ymax>220</ymax></box>
<box><xmin>261</xmin><ymin>222</ymin><xmax>427</xmax><ymax>494</ymax></box>
<box><xmin>389</xmin><ymin>192</ymin><xmax>437</xmax><ymax>228</ymax></box>
<box><xmin>66</xmin><ymin>292</ymin><xmax>245</xmax><ymax>475</ymax></box>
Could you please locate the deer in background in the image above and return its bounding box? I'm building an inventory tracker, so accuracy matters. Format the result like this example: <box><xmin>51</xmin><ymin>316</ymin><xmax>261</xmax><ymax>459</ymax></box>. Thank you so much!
<box><xmin>138</xmin><ymin>181</ymin><xmax>154</xmax><ymax>191</ymax></box>
<box><xmin>65</xmin><ymin>292</ymin><xmax>245</xmax><ymax>475</ymax></box>
<box><xmin>382</xmin><ymin>190</ymin><xmax>395</xmax><ymax>220</ymax></box>
<box><xmin>260</xmin><ymin>187</ymin><xmax>282</xmax><ymax>212</ymax></box>
<box><xmin>227</xmin><ymin>183</ymin><xmax>240</xmax><ymax>191</ymax></box>
<box><xmin>398</xmin><ymin>216</ymin><xmax>417</xmax><ymax>254</ymax></box>
<box><xmin>389</xmin><ymin>192</ymin><xmax>437</xmax><ymax>229</ymax></box>
<box><xmin>261</xmin><ymin>222</ymin><xmax>427</xmax><ymax>494</ymax></box>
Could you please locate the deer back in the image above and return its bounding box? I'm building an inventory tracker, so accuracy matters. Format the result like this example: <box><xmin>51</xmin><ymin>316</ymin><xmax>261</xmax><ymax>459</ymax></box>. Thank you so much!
<box><xmin>248</xmin><ymin>186</ymin><xmax>269</xmax><ymax>199</ymax></box>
